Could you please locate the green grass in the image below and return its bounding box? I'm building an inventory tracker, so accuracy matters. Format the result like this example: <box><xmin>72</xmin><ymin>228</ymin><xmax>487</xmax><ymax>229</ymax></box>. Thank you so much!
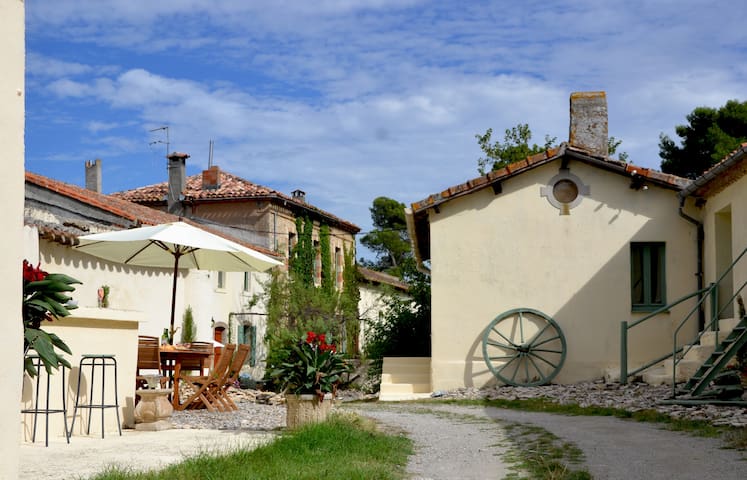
<box><xmin>87</xmin><ymin>413</ymin><xmax>412</xmax><ymax>480</ymax></box>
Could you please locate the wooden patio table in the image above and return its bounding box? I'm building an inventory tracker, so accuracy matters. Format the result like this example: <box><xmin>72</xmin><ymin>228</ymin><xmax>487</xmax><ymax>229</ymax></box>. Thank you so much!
<box><xmin>159</xmin><ymin>345</ymin><xmax>213</xmax><ymax>410</ymax></box>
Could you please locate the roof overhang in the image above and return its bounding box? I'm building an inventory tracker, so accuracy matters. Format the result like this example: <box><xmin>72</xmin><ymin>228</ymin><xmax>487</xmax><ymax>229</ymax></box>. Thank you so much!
<box><xmin>408</xmin><ymin>143</ymin><xmax>689</xmax><ymax>264</ymax></box>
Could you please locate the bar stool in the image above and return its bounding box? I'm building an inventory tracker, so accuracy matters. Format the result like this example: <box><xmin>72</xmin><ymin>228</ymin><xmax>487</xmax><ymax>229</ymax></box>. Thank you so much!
<box><xmin>69</xmin><ymin>354</ymin><xmax>122</xmax><ymax>438</ymax></box>
<box><xmin>21</xmin><ymin>355</ymin><xmax>70</xmax><ymax>447</ymax></box>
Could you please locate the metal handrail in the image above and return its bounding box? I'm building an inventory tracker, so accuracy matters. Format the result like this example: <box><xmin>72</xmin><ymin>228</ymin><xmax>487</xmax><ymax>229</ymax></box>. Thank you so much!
<box><xmin>621</xmin><ymin>243</ymin><xmax>747</xmax><ymax>387</ymax></box>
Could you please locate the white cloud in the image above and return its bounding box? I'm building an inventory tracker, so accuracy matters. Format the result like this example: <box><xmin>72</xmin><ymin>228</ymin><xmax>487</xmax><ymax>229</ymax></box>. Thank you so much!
<box><xmin>24</xmin><ymin>0</ymin><xmax>747</xmax><ymax>240</ymax></box>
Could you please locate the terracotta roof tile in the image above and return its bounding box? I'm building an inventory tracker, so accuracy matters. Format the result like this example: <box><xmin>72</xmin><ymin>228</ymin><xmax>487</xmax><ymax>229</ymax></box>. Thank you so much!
<box><xmin>25</xmin><ymin>171</ymin><xmax>280</xmax><ymax>258</ymax></box>
<box><xmin>411</xmin><ymin>144</ymin><xmax>688</xmax><ymax>214</ymax></box>
<box><xmin>113</xmin><ymin>169</ymin><xmax>360</xmax><ymax>233</ymax></box>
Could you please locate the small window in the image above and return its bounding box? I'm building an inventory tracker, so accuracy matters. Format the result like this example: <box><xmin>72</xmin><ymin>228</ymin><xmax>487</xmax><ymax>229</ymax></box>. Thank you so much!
<box><xmin>243</xmin><ymin>272</ymin><xmax>250</xmax><ymax>292</ymax></box>
<box><xmin>217</xmin><ymin>271</ymin><xmax>225</xmax><ymax>289</ymax></box>
<box><xmin>631</xmin><ymin>242</ymin><xmax>666</xmax><ymax>311</ymax></box>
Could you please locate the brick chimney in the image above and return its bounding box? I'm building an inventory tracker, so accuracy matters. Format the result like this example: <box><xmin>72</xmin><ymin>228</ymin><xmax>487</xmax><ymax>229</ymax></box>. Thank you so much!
<box><xmin>85</xmin><ymin>159</ymin><xmax>102</xmax><ymax>193</ymax></box>
<box><xmin>569</xmin><ymin>91</ymin><xmax>608</xmax><ymax>158</ymax></box>
<box><xmin>167</xmin><ymin>152</ymin><xmax>189</xmax><ymax>213</ymax></box>
<box><xmin>202</xmin><ymin>165</ymin><xmax>221</xmax><ymax>190</ymax></box>
<box><xmin>292</xmin><ymin>189</ymin><xmax>306</xmax><ymax>203</ymax></box>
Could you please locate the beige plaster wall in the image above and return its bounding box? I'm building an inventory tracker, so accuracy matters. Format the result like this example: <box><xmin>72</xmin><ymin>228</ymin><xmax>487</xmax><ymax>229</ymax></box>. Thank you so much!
<box><xmin>428</xmin><ymin>160</ymin><xmax>699</xmax><ymax>390</ymax></box>
<box><xmin>22</xmin><ymin>309</ymin><xmax>142</xmax><ymax>438</ymax></box>
<box><xmin>1</xmin><ymin>1</ymin><xmax>25</xmax><ymax>476</ymax></box>
<box><xmin>700</xmin><ymin>173</ymin><xmax>747</xmax><ymax>317</ymax></box>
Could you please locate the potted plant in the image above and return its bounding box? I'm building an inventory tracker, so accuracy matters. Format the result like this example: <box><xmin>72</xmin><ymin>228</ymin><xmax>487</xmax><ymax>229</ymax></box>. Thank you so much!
<box><xmin>22</xmin><ymin>260</ymin><xmax>81</xmax><ymax>376</ymax></box>
<box><xmin>268</xmin><ymin>331</ymin><xmax>352</xmax><ymax>428</ymax></box>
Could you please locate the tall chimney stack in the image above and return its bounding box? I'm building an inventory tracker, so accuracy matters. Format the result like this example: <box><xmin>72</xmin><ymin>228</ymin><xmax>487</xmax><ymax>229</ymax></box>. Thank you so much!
<box><xmin>167</xmin><ymin>152</ymin><xmax>189</xmax><ymax>214</ymax></box>
<box><xmin>569</xmin><ymin>91</ymin><xmax>608</xmax><ymax>158</ymax></box>
<box><xmin>85</xmin><ymin>159</ymin><xmax>102</xmax><ymax>193</ymax></box>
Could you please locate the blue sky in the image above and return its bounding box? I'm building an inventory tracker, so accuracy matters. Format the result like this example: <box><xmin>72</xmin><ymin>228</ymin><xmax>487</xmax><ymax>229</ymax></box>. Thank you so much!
<box><xmin>24</xmin><ymin>0</ymin><xmax>747</xmax><ymax>252</ymax></box>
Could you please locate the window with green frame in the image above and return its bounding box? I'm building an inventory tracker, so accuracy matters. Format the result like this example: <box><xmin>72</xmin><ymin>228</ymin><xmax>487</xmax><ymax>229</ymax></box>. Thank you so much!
<box><xmin>630</xmin><ymin>242</ymin><xmax>666</xmax><ymax>311</ymax></box>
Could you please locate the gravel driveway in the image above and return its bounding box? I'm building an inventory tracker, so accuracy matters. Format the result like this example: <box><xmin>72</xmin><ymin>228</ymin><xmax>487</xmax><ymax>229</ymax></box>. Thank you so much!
<box><xmin>349</xmin><ymin>402</ymin><xmax>747</xmax><ymax>480</ymax></box>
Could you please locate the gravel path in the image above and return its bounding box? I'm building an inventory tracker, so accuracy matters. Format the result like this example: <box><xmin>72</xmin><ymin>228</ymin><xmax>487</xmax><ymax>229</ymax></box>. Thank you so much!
<box><xmin>349</xmin><ymin>402</ymin><xmax>747</xmax><ymax>480</ymax></box>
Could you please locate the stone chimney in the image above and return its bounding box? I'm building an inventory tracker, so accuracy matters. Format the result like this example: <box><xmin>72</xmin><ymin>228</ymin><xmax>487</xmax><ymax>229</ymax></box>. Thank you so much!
<box><xmin>569</xmin><ymin>91</ymin><xmax>608</xmax><ymax>158</ymax></box>
<box><xmin>292</xmin><ymin>189</ymin><xmax>306</xmax><ymax>203</ymax></box>
<box><xmin>167</xmin><ymin>152</ymin><xmax>189</xmax><ymax>213</ymax></box>
<box><xmin>85</xmin><ymin>159</ymin><xmax>102</xmax><ymax>193</ymax></box>
<box><xmin>202</xmin><ymin>165</ymin><xmax>221</xmax><ymax>190</ymax></box>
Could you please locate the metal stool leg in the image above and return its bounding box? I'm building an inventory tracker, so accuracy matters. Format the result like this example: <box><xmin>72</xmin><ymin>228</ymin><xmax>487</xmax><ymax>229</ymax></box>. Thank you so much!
<box><xmin>68</xmin><ymin>355</ymin><xmax>122</xmax><ymax>439</ymax></box>
<box><xmin>22</xmin><ymin>355</ymin><xmax>70</xmax><ymax>447</ymax></box>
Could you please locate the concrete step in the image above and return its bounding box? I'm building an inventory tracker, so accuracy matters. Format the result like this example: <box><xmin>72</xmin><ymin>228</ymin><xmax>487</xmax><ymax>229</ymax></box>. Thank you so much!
<box><xmin>379</xmin><ymin>356</ymin><xmax>432</xmax><ymax>401</ymax></box>
<box><xmin>381</xmin><ymin>372</ymin><xmax>430</xmax><ymax>384</ymax></box>
<box><xmin>683</xmin><ymin>344</ymin><xmax>716</xmax><ymax>362</ymax></box>
<box><xmin>379</xmin><ymin>382</ymin><xmax>432</xmax><ymax>394</ymax></box>
<box><xmin>664</xmin><ymin>358</ymin><xmax>700</xmax><ymax>380</ymax></box>
<box><xmin>642</xmin><ymin>366</ymin><xmax>673</xmax><ymax>385</ymax></box>
<box><xmin>719</xmin><ymin>317</ymin><xmax>739</xmax><ymax>331</ymax></box>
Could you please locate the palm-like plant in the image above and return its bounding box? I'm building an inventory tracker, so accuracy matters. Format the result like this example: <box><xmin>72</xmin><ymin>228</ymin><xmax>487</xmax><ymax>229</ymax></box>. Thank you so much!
<box><xmin>23</xmin><ymin>260</ymin><xmax>81</xmax><ymax>376</ymax></box>
<box><xmin>269</xmin><ymin>331</ymin><xmax>352</xmax><ymax>401</ymax></box>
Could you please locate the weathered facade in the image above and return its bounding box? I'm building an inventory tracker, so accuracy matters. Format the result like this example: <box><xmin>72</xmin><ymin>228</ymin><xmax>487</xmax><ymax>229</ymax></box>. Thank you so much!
<box><xmin>114</xmin><ymin>160</ymin><xmax>360</xmax><ymax>289</ymax></box>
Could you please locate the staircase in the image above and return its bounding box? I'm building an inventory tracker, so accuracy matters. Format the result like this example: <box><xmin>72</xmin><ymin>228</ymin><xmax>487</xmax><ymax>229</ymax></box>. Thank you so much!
<box><xmin>642</xmin><ymin>318</ymin><xmax>741</xmax><ymax>385</ymax></box>
<box><xmin>640</xmin><ymin>316</ymin><xmax>747</xmax><ymax>402</ymax></box>
<box><xmin>379</xmin><ymin>357</ymin><xmax>432</xmax><ymax>401</ymax></box>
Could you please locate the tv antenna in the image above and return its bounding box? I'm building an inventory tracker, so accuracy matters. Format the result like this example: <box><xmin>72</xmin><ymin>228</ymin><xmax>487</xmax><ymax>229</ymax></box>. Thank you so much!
<box><xmin>149</xmin><ymin>126</ymin><xmax>170</xmax><ymax>158</ymax></box>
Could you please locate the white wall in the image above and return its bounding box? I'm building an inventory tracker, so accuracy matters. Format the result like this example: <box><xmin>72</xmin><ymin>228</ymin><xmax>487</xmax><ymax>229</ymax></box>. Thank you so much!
<box><xmin>428</xmin><ymin>160</ymin><xmax>699</xmax><ymax>390</ymax></box>
<box><xmin>1</xmin><ymin>1</ymin><xmax>25</xmax><ymax>476</ymax></box>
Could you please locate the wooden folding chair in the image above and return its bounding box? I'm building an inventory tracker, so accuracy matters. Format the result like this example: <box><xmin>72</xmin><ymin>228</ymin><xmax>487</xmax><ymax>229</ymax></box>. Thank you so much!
<box><xmin>135</xmin><ymin>335</ymin><xmax>167</xmax><ymax>391</ymax></box>
<box><xmin>213</xmin><ymin>344</ymin><xmax>251</xmax><ymax>411</ymax></box>
<box><xmin>179</xmin><ymin>344</ymin><xmax>236</xmax><ymax>412</ymax></box>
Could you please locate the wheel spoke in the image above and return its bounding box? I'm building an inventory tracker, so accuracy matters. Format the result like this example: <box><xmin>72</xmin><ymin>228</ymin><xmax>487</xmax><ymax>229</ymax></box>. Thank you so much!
<box><xmin>485</xmin><ymin>338</ymin><xmax>516</xmax><ymax>351</ymax></box>
<box><xmin>518</xmin><ymin>311</ymin><xmax>525</xmax><ymax>344</ymax></box>
<box><xmin>528</xmin><ymin>351</ymin><xmax>559</xmax><ymax>370</ymax></box>
<box><xmin>526</xmin><ymin>322</ymin><xmax>552</xmax><ymax>347</ymax></box>
<box><xmin>494</xmin><ymin>353</ymin><xmax>520</xmax><ymax>376</ymax></box>
<box><xmin>532</xmin><ymin>347</ymin><xmax>563</xmax><ymax>354</ymax></box>
<box><xmin>527</xmin><ymin>354</ymin><xmax>545</xmax><ymax>381</ymax></box>
<box><xmin>491</xmin><ymin>327</ymin><xmax>518</xmax><ymax>348</ymax></box>
<box><xmin>488</xmin><ymin>354</ymin><xmax>516</xmax><ymax>361</ymax></box>
<box><xmin>523</xmin><ymin>355</ymin><xmax>530</xmax><ymax>383</ymax></box>
<box><xmin>532</xmin><ymin>335</ymin><xmax>561</xmax><ymax>349</ymax></box>
<box><xmin>509</xmin><ymin>360</ymin><xmax>521</xmax><ymax>383</ymax></box>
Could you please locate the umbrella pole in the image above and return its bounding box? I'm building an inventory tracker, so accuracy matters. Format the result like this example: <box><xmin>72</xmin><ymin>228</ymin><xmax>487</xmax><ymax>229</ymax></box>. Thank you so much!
<box><xmin>169</xmin><ymin>252</ymin><xmax>182</xmax><ymax>345</ymax></box>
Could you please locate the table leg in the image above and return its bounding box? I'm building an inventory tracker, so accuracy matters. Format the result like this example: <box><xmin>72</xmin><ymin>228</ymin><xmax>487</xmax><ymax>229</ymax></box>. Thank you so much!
<box><xmin>172</xmin><ymin>361</ymin><xmax>181</xmax><ymax>409</ymax></box>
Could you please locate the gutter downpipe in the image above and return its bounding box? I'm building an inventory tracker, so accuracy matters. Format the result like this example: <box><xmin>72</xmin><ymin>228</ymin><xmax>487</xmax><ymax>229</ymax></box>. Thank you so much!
<box><xmin>678</xmin><ymin>193</ymin><xmax>705</xmax><ymax>330</ymax></box>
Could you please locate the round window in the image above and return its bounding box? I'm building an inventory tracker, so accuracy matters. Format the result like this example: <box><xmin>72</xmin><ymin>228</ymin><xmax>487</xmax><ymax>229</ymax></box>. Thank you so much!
<box><xmin>552</xmin><ymin>179</ymin><xmax>579</xmax><ymax>204</ymax></box>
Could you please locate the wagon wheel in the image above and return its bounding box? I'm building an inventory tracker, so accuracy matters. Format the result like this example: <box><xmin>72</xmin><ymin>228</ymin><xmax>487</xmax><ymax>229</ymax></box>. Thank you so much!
<box><xmin>482</xmin><ymin>308</ymin><xmax>566</xmax><ymax>387</ymax></box>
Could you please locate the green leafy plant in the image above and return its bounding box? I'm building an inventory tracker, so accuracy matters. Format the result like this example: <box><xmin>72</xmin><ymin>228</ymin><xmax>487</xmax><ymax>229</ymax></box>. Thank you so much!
<box><xmin>23</xmin><ymin>260</ymin><xmax>81</xmax><ymax>376</ymax></box>
<box><xmin>269</xmin><ymin>331</ymin><xmax>353</xmax><ymax>400</ymax></box>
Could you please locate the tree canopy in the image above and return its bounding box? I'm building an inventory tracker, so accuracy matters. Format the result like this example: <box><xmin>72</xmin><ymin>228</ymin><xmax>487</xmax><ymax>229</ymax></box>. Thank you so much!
<box><xmin>476</xmin><ymin>123</ymin><xmax>556</xmax><ymax>175</ymax></box>
<box><xmin>359</xmin><ymin>196</ymin><xmax>411</xmax><ymax>277</ymax></box>
<box><xmin>659</xmin><ymin>99</ymin><xmax>747</xmax><ymax>179</ymax></box>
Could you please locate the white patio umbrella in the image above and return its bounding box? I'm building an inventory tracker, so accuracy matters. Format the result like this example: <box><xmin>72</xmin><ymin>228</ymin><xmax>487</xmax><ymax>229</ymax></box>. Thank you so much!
<box><xmin>75</xmin><ymin>221</ymin><xmax>282</xmax><ymax>343</ymax></box>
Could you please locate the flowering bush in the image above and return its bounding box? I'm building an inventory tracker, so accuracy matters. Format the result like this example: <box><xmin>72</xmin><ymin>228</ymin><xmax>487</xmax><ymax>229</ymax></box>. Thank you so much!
<box><xmin>269</xmin><ymin>331</ymin><xmax>352</xmax><ymax>401</ymax></box>
<box><xmin>23</xmin><ymin>260</ymin><xmax>81</xmax><ymax>376</ymax></box>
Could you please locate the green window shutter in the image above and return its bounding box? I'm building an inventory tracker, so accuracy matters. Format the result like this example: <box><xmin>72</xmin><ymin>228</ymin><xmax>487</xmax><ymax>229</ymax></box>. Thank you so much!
<box><xmin>631</xmin><ymin>242</ymin><xmax>666</xmax><ymax>311</ymax></box>
<box><xmin>237</xmin><ymin>323</ymin><xmax>245</xmax><ymax>344</ymax></box>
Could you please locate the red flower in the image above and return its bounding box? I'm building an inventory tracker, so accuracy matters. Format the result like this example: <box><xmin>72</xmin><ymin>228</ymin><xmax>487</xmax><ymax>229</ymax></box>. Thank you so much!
<box><xmin>306</xmin><ymin>331</ymin><xmax>317</xmax><ymax>344</ymax></box>
<box><xmin>23</xmin><ymin>260</ymin><xmax>47</xmax><ymax>283</ymax></box>
<box><xmin>317</xmin><ymin>333</ymin><xmax>326</xmax><ymax>345</ymax></box>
